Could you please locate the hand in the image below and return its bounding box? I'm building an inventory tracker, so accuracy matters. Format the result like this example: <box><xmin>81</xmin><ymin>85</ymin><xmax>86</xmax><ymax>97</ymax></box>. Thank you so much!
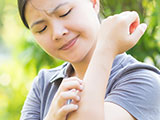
<box><xmin>96</xmin><ymin>11</ymin><xmax>147</xmax><ymax>56</ymax></box>
<box><xmin>44</xmin><ymin>77</ymin><xmax>84</xmax><ymax>120</ymax></box>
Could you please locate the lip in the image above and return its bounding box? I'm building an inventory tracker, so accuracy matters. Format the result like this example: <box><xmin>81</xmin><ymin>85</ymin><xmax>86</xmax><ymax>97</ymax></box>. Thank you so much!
<box><xmin>59</xmin><ymin>35</ymin><xmax>80</xmax><ymax>50</ymax></box>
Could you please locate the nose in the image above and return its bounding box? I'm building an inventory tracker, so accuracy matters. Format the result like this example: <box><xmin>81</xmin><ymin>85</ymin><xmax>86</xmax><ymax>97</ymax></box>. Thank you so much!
<box><xmin>51</xmin><ymin>21</ymin><xmax>69</xmax><ymax>41</ymax></box>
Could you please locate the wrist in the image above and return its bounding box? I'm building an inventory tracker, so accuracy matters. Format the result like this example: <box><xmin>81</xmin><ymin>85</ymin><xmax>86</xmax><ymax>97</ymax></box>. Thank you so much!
<box><xmin>94</xmin><ymin>44</ymin><xmax>116</xmax><ymax>60</ymax></box>
<box><xmin>95</xmin><ymin>39</ymin><xmax>118</xmax><ymax>58</ymax></box>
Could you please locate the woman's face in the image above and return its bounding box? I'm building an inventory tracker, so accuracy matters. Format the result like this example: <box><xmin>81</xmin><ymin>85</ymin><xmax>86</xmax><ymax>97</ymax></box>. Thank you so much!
<box><xmin>25</xmin><ymin>0</ymin><xmax>100</xmax><ymax>63</ymax></box>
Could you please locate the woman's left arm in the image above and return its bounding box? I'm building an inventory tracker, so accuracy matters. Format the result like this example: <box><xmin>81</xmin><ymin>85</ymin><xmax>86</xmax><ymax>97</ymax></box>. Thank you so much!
<box><xmin>104</xmin><ymin>102</ymin><xmax>136</xmax><ymax>120</ymax></box>
<box><xmin>67</xmin><ymin>11</ymin><xmax>146</xmax><ymax>120</ymax></box>
<box><xmin>67</xmin><ymin>47</ymin><xmax>115</xmax><ymax>120</ymax></box>
<box><xmin>67</xmin><ymin>48</ymin><xmax>136</xmax><ymax>120</ymax></box>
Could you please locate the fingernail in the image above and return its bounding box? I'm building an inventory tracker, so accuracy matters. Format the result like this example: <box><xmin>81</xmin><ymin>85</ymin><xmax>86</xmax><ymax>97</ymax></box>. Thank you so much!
<box><xmin>80</xmin><ymin>85</ymin><xmax>83</xmax><ymax>90</ymax></box>
<box><xmin>142</xmin><ymin>24</ymin><xmax>147</xmax><ymax>31</ymax></box>
<box><xmin>74</xmin><ymin>105</ymin><xmax>78</xmax><ymax>109</ymax></box>
<box><xmin>72</xmin><ymin>89</ymin><xmax>76</xmax><ymax>92</ymax></box>
<box><xmin>79</xmin><ymin>80</ymin><xmax>83</xmax><ymax>83</ymax></box>
<box><xmin>77</xmin><ymin>96</ymin><xmax>80</xmax><ymax>101</ymax></box>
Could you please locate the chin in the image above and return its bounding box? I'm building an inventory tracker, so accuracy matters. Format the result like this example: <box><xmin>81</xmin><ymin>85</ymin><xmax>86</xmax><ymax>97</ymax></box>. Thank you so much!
<box><xmin>69</xmin><ymin>57</ymin><xmax>85</xmax><ymax>64</ymax></box>
<box><xmin>58</xmin><ymin>40</ymin><xmax>95</xmax><ymax>63</ymax></box>
<box><xmin>69</xmin><ymin>50</ymin><xmax>91</xmax><ymax>64</ymax></box>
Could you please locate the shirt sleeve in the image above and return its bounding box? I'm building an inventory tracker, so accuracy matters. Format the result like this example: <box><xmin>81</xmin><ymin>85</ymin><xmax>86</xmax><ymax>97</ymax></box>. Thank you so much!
<box><xmin>105</xmin><ymin>68</ymin><xmax>160</xmax><ymax>120</ymax></box>
<box><xmin>20</xmin><ymin>76</ymin><xmax>41</xmax><ymax>120</ymax></box>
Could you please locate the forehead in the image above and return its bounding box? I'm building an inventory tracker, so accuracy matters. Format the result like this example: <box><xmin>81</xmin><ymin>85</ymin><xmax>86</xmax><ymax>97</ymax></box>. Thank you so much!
<box><xmin>25</xmin><ymin>0</ymin><xmax>72</xmax><ymax>26</ymax></box>
<box><xmin>29</xmin><ymin>0</ymin><xmax>72</xmax><ymax>11</ymax></box>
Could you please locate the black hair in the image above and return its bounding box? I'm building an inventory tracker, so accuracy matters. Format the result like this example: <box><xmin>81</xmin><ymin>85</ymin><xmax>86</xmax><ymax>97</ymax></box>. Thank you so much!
<box><xmin>18</xmin><ymin>0</ymin><xmax>29</xmax><ymax>29</ymax></box>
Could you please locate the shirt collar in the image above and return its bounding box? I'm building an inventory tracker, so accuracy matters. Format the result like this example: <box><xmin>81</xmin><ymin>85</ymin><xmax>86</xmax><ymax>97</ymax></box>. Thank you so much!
<box><xmin>49</xmin><ymin>62</ymin><xmax>73</xmax><ymax>83</ymax></box>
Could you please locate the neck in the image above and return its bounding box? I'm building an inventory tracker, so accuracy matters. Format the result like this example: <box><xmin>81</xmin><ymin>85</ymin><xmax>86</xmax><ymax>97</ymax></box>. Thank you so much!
<box><xmin>71</xmin><ymin>42</ymin><xmax>96</xmax><ymax>80</ymax></box>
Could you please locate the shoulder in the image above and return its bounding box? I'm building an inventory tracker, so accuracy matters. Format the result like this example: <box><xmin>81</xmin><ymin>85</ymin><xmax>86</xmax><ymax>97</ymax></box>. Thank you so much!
<box><xmin>106</xmin><ymin>55</ymin><xmax>160</xmax><ymax>119</ymax></box>
<box><xmin>20</xmin><ymin>62</ymin><xmax>68</xmax><ymax>120</ymax></box>
<box><xmin>113</xmin><ymin>53</ymin><xmax>160</xmax><ymax>83</ymax></box>
<box><xmin>119</xmin><ymin>62</ymin><xmax>160</xmax><ymax>97</ymax></box>
<box><xmin>32</xmin><ymin>62</ymin><xmax>68</xmax><ymax>93</ymax></box>
<box><xmin>119</xmin><ymin>61</ymin><xmax>160</xmax><ymax>86</ymax></box>
<box><xmin>110</xmin><ymin>53</ymin><xmax>160</xmax><ymax>90</ymax></box>
<box><xmin>113</xmin><ymin>58</ymin><xmax>160</xmax><ymax>101</ymax></box>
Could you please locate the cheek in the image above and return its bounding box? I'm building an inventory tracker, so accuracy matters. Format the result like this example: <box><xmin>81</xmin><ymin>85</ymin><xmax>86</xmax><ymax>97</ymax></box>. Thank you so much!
<box><xmin>34</xmin><ymin>35</ymin><xmax>46</xmax><ymax>48</ymax></box>
<box><xmin>69</xmin><ymin>15</ymin><xmax>98</xmax><ymax>39</ymax></box>
<box><xmin>34</xmin><ymin>35</ymin><xmax>56</xmax><ymax>53</ymax></box>
<box><xmin>67</xmin><ymin>5</ymin><xmax>99</xmax><ymax>38</ymax></box>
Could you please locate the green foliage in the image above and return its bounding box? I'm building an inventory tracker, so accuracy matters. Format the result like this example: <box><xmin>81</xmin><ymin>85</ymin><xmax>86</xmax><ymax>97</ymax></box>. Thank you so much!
<box><xmin>0</xmin><ymin>0</ymin><xmax>160</xmax><ymax>119</ymax></box>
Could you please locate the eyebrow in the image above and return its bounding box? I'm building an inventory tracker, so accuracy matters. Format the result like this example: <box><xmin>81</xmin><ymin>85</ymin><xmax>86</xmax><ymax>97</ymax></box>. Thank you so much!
<box><xmin>31</xmin><ymin>20</ymin><xmax>45</xmax><ymax>28</ymax></box>
<box><xmin>30</xmin><ymin>2</ymin><xmax>69</xmax><ymax>28</ymax></box>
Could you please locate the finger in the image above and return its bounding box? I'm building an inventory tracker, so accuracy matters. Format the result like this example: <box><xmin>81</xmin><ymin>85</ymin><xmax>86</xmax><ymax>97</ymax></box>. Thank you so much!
<box><xmin>56</xmin><ymin>78</ymin><xmax>83</xmax><ymax>98</ymax></box>
<box><xmin>113</xmin><ymin>11</ymin><xmax>131</xmax><ymax>18</ymax></box>
<box><xmin>63</xmin><ymin>77</ymin><xmax>83</xmax><ymax>84</ymax></box>
<box><xmin>129</xmin><ymin>18</ymin><xmax>139</xmax><ymax>34</ymax></box>
<box><xmin>120</xmin><ymin>11</ymin><xmax>131</xmax><ymax>16</ymax></box>
<box><xmin>68</xmin><ymin>89</ymin><xmax>80</xmax><ymax>104</ymax></box>
<box><xmin>126</xmin><ymin>11</ymin><xmax>139</xmax><ymax>25</ymax></box>
<box><xmin>129</xmin><ymin>23</ymin><xmax>147</xmax><ymax>45</ymax></box>
<box><xmin>57</xmin><ymin>89</ymin><xmax>81</xmax><ymax>106</ymax></box>
<box><xmin>58</xmin><ymin>104</ymin><xmax>78</xmax><ymax>118</ymax></box>
<box><xmin>61</xmin><ymin>80</ymin><xmax>84</xmax><ymax>91</ymax></box>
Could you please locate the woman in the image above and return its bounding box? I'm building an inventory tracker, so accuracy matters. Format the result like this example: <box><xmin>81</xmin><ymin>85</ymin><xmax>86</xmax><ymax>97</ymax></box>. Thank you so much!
<box><xmin>18</xmin><ymin>0</ymin><xmax>160</xmax><ymax>120</ymax></box>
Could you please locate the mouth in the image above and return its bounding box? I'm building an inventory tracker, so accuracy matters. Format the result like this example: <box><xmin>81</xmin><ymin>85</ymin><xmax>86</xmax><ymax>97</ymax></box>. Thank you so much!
<box><xmin>59</xmin><ymin>35</ymin><xmax>80</xmax><ymax>50</ymax></box>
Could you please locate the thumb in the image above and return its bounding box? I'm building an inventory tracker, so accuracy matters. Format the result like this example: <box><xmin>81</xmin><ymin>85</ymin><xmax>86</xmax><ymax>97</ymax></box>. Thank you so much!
<box><xmin>129</xmin><ymin>23</ymin><xmax>147</xmax><ymax>43</ymax></box>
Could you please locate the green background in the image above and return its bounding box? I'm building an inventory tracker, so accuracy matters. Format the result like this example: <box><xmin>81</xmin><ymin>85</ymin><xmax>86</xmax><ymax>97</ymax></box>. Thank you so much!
<box><xmin>0</xmin><ymin>0</ymin><xmax>160</xmax><ymax>119</ymax></box>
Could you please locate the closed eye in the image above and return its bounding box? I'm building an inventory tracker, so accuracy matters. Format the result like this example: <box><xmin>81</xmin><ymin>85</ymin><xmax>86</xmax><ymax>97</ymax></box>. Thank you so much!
<box><xmin>59</xmin><ymin>9</ymin><xmax>72</xmax><ymax>17</ymax></box>
<box><xmin>37</xmin><ymin>26</ymin><xmax>47</xmax><ymax>33</ymax></box>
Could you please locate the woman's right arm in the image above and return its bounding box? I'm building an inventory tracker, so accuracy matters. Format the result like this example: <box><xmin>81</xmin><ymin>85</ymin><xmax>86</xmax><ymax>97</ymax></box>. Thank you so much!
<box><xmin>44</xmin><ymin>77</ymin><xmax>84</xmax><ymax>120</ymax></box>
<box><xmin>20</xmin><ymin>75</ymin><xmax>84</xmax><ymax>120</ymax></box>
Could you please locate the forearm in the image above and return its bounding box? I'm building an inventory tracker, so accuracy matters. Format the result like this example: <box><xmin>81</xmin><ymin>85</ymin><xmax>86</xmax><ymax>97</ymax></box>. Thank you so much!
<box><xmin>67</xmin><ymin>47</ymin><xmax>116</xmax><ymax>120</ymax></box>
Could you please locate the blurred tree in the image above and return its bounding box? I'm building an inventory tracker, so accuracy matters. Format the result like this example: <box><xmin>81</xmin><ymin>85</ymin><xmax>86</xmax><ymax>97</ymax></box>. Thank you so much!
<box><xmin>0</xmin><ymin>0</ymin><xmax>5</xmax><ymax>42</ymax></box>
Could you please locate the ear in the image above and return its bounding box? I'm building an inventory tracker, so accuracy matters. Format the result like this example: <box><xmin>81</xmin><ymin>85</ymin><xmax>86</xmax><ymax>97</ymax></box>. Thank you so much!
<box><xmin>91</xmin><ymin>0</ymin><xmax>100</xmax><ymax>14</ymax></box>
